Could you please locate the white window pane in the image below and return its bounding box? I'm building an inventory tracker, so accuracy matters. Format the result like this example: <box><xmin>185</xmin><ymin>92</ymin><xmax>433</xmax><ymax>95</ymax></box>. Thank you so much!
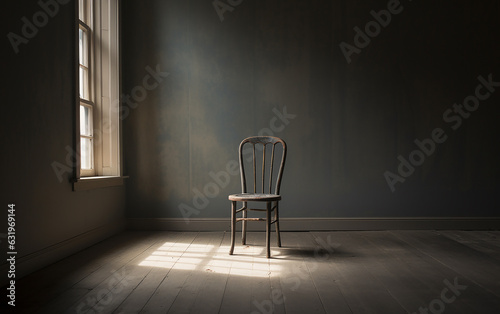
<box><xmin>80</xmin><ymin>105</ymin><xmax>92</xmax><ymax>136</ymax></box>
<box><xmin>79</xmin><ymin>28</ymin><xmax>88</xmax><ymax>67</ymax></box>
<box><xmin>79</xmin><ymin>28</ymin><xmax>83</xmax><ymax>64</ymax></box>
<box><xmin>79</xmin><ymin>66</ymin><xmax>89</xmax><ymax>100</ymax></box>
<box><xmin>79</xmin><ymin>67</ymin><xmax>84</xmax><ymax>98</ymax></box>
<box><xmin>81</xmin><ymin>137</ymin><xmax>93</xmax><ymax>170</ymax></box>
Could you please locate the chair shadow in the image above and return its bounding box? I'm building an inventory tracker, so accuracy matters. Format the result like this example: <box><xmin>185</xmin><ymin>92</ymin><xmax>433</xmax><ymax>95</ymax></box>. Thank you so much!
<box><xmin>272</xmin><ymin>246</ymin><xmax>356</xmax><ymax>259</ymax></box>
<box><xmin>233</xmin><ymin>243</ymin><xmax>357</xmax><ymax>260</ymax></box>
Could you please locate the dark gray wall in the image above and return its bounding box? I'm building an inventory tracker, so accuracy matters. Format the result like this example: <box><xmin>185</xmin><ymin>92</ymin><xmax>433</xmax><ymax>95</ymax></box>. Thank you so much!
<box><xmin>1</xmin><ymin>0</ymin><xmax>125</xmax><ymax>279</ymax></box>
<box><xmin>122</xmin><ymin>0</ymin><xmax>500</xmax><ymax>219</ymax></box>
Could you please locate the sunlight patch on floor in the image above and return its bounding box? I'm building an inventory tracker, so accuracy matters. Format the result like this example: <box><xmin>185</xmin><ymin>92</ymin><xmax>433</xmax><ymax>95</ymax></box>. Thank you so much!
<box><xmin>138</xmin><ymin>242</ymin><xmax>282</xmax><ymax>277</ymax></box>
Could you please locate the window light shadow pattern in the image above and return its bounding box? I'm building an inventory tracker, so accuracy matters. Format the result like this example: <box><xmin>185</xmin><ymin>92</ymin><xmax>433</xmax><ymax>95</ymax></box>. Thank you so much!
<box><xmin>138</xmin><ymin>240</ymin><xmax>285</xmax><ymax>278</ymax></box>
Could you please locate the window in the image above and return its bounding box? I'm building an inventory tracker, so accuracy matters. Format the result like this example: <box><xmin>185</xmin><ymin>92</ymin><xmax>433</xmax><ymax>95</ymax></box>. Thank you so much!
<box><xmin>75</xmin><ymin>0</ymin><xmax>123</xmax><ymax>190</ymax></box>
<box><xmin>78</xmin><ymin>0</ymin><xmax>94</xmax><ymax>176</ymax></box>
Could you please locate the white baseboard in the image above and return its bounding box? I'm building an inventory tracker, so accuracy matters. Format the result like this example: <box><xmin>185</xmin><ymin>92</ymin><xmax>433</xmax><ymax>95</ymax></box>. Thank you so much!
<box><xmin>127</xmin><ymin>217</ymin><xmax>500</xmax><ymax>231</ymax></box>
<box><xmin>0</xmin><ymin>219</ymin><xmax>126</xmax><ymax>287</ymax></box>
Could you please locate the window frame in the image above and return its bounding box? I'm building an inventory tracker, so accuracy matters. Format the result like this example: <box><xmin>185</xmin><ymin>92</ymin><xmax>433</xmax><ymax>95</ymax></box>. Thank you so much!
<box><xmin>74</xmin><ymin>0</ymin><xmax>124</xmax><ymax>190</ymax></box>
<box><xmin>78</xmin><ymin>6</ymin><xmax>95</xmax><ymax>176</ymax></box>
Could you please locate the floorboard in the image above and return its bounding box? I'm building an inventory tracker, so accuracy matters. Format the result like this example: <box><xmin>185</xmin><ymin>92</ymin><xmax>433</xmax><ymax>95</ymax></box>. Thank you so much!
<box><xmin>391</xmin><ymin>230</ymin><xmax>500</xmax><ymax>313</ymax></box>
<box><xmin>113</xmin><ymin>232</ymin><xmax>198</xmax><ymax>313</ymax></box>
<box><xmin>318</xmin><ymin>232</ymin><xmax>407</xmax><ymax>314</ymax></box>
<box><xmin>166</xmin><ymin>232</ymin><xmax>226</xmax><ymax>313</ymax></box>
<box><xmin>278</xmin><ymin>232</ymin><xmax>329</xmax><ymax>314</ymax></box>
<box><xmin>355</xmin><ymin>231</ymin><xmax>470</xmax><ymax>314</ymax></box>
<box><xmin>11</xmin><ymin>230</ymin><xmax>500</xmax><ymax>313</ymax></box>
<box><xmin>440</xmin><ymin>230</ymin><xmax>500</xmax><ymax>262</ymax></box>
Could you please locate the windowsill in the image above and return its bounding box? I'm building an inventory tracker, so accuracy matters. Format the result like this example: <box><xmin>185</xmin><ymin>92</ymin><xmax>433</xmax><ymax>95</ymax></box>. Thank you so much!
<box><xmin>73</xmin><ymin>176</ymin><xmax>128</xmax><ymax>191</ymax></box>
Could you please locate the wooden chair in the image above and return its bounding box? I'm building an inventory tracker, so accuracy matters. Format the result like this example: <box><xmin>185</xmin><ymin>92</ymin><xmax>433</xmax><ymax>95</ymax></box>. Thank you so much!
<box><xmin>228</xmin><ymin>136</ymin><xmax>287</xmax><ymax>258</ymax></box>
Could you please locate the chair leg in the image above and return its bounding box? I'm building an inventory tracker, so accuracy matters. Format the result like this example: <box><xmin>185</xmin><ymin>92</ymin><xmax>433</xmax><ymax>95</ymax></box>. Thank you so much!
<box><xmin>242</xmin><ymin>202</ymin><xmax>247</xmax><ymax>245</ymax></box>
<box><xmin>266</xmin><ymin>201</ymin><xmax>271</xmax><ymax>258</ymax></box>
<box><xmin>275</xmin><ymin>202</ymin><xmax>281</xmax><ymax>247</ymax></box>
<box><xmin>229</xmin><ymin>201</ymin><xmax>236</xmax><ymax>255</ymax></box>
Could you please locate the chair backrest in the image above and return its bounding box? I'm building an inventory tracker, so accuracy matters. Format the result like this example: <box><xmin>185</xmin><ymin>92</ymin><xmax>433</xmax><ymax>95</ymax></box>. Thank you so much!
<box><xmin>238</xmin><ymin>136</ymin><xmax>287</xmax><ymax>195</ymax></box>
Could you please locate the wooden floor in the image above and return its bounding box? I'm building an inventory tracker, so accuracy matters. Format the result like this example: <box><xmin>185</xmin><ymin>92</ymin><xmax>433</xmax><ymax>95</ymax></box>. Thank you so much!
<box><xmin>13</xmin><ymin>230</ymin><xmax>500</xmax><ymax>313</ymax></box>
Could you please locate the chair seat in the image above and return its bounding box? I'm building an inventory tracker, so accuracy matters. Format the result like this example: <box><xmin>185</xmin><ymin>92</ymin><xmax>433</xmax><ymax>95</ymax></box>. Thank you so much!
<box><xmin>228</xmin><ymin>193</ymin><xmax>281</xmax><ymax>202</ymax></box>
